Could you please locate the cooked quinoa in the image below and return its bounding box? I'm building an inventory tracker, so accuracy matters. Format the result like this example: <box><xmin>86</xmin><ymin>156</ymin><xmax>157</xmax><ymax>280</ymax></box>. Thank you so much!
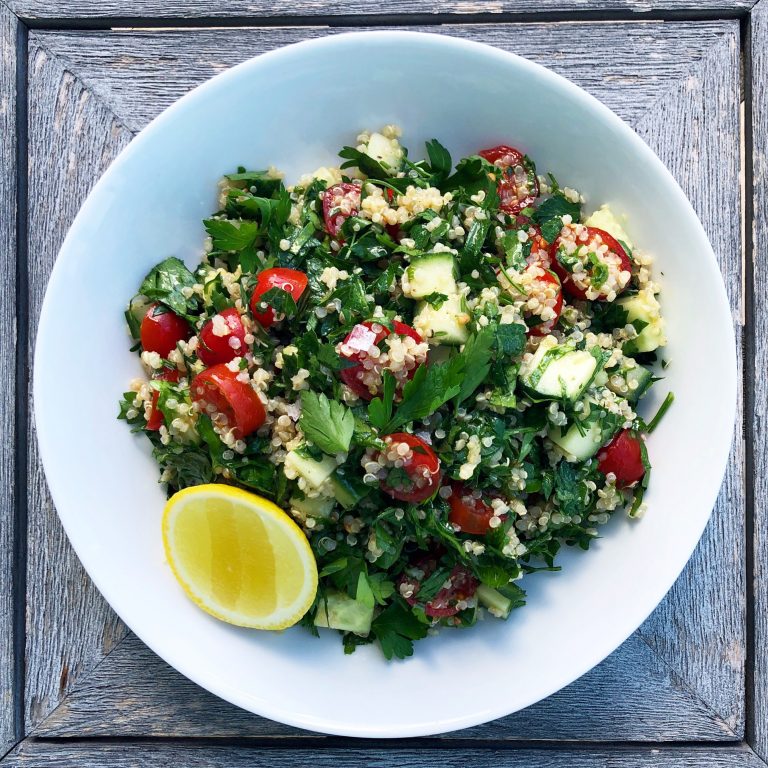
<box><xmin>119</xmin><ymin>128</ymin><xmax>671</xmax><ymax>658</ymax></box>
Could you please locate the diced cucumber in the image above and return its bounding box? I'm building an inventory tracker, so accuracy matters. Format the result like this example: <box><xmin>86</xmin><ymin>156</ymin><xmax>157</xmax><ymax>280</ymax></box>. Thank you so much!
<box><xmin>413</xmin><ymin>294</ymin><xmax>471</xmax><ymax>346</ymax></box>
<box><xmin>521</xmin><ymin>337</ymin><xmax>603</xmax><ymax>402</ymax></box>
<box><xmin>548</xmin><ymin>399</ymin><xmax>623</xmax><ymax>461</ymax></box>
<box><xmin>364</xmin><ymin>131</ymin><xmax>403</xmax><ymax>172</ymax></box>
<box><xmin>314</xmin><ymin>590</ymin><xmax>374</xmax><ymax>636</ymax></box>
<box><xmin>401</xmin><ymin>253</ymin><xmax>458</xmax><ymax>299</ymax></box>
<box><xmin>549</xmin><ymin>421</ymin><xmax>606</xmax><ymax>462</ymax></box>
<box><xmin>330</xmin><ymin>471</ymin><xmax>369</xmax><ymax>511</ymax></box>
<box><xmin>618</xmin><ymin>290</ymin><xmax>666</xmax><ymax>354</ymax></box>
<box><xmin>583</xmin><ymin>205</ymin><xmax>633</xmax><ymax>250</ymax></box>
<box><xmin>284</xmin><ymin>448</ymin><xmax>337</xmax><ymax>489</ymax></box>
<box><xmin>290</xmin><ymin>495</ymin><xmax>335</xmax><ymax>518</ymax></box>
<box><xmin>606</xmin><ymin>359</ymin><xmax>654</xmax><ymax>404</ymax></box>
<box><xmin>125</xmin><ymin>294</ymin><xmax>152</xmax><ymax>339</ymax></box>
<box><xmin>477</xmin><ymin>584</ymin><xmax>513</xmax><ymax>619</ymax></box>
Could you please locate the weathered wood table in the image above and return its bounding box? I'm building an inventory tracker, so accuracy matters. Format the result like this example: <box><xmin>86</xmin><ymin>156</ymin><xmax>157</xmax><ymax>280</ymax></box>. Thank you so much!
<box><xmin>1</xmin><ymin>0</ymin><xmax>766</xmax><ymax>764</ymax></box>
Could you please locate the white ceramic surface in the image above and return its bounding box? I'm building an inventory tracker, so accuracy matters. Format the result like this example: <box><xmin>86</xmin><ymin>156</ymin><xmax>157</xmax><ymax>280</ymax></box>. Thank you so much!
<box><xmin>34</xmin><ymin>31</ymin><xmax>736</xmax><ymax>737</ymax></box>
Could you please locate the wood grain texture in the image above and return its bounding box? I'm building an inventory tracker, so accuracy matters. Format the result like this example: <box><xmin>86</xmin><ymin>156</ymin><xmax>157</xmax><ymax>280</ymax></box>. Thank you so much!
<box><xmin>3</xmin><ymin>0</ymin><xmax>756</xmax><ymax>21</ymax></box>
<box><xmin>749</xmin><ymin>0</ymin><xmax>768</xmax><ymax>761</ymax></box>
<box><xmin>0</xmin><ymin>2</ymin><xmax>17</xmax><ymax>758</ymax></box>
<box><xmin>633</xmin><ymin>26</ymin><xmax>746</xmax><ymax>737</ymax></box>
<box><xmin>32</xmin><ymin>633</ymin><xmax>736</xmax><ymax>740</ymax></box>
<box><xmin>25</xmin><ymin>39</ymin><xmax>131</xmax><ymax>733</ymax></box>
<box><xmin>4</xmin><ymin>742</ymin><xmax>767</xmax><ymax>768</ymax></box>
<box><xmin>24</xmin><ymin>20</ymin><xmax>744</xmax><ymax>743</ymax></box>
<box><xmin>34</xmin><ymin>21</ymin><xmax>735</xmax><ymax>134</ymax></box>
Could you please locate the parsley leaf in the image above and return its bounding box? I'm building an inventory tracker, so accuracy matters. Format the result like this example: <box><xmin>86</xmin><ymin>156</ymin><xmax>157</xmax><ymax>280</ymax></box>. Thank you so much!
<box><xmin>589</xmin><ymin>301</ymin><xmax>630</xmax><ymax>333</ymax></box>
<box><xmin>257</xmin><ymin>286</ymin><xmax>299</xmax><ymax>319</ymax></box>
<box><xmin>422</xmin><ymin>292</ymin><xmax>448</xmax><ymax>309</ymax></box>
<box><xmin>533</xmin><ymin>192</ymin><xmax>582</xmax><ymax>243</ymax></box>
<box><xmin>368</xmin><ymin>371</ymin><xmax>396</xmax><ymax>431</ymax></box>
<box><xmin>203</xmin><ymin>218</ymin><xmax>259</xmax><ymax>251</ymax></box>
<box><xmin>385</xmin><ymin>364</ymin><xmax>462</xmax><ymax>432</ymax></box>
<box><xmin>299</xmin><ymin>391</ymin><xmax>354</xmax><ymax>455</ymax></box>
<box><xmin>451</xmin><ymin>328</ymin><xmax>495</xmax><ymax>406</ymax></box>
<box><xmin>338</xmin><ymin>146</ymin><xmax>392</xmax><ymax>179</ymax></box>
<box><xmin>425</xmin><ymin>138</ymin><xmax>452</xmax><ymax>181</ymax></box>
<box><xmin>139</xmin><ymin>257</ymin><xmax>200</xmax><ymax>320</ymax></box>
<box><xmin>493</xmin><ymin>323</ymin><xmax>527</xmax><ymax>358</ymax></box>
<box><xmin>371</xmin><ymin>599</ymin><xmax>429</xmax><ymax>660</ymax></box>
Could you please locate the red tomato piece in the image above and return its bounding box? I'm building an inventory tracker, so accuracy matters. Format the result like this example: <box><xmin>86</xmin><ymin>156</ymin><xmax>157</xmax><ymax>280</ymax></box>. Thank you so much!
<box><xmin>249</xmin><ymin>268</ymin><xmax>308</xmax><ymax>329</ymax></box>
<box><xmin>197</xmin><ymin>308</ymin><xmax>247</xmax><ymax>366</ymax></box>
<box><xmin>525</xmin><ymin>266</ymin><xmax>563</xmax><ymax>337</ymax></box>
<box><xmin>140</xmin><ymin>303</ymin><xmax>192</xmax><ymax>358</ymax></box>
<box><xmin>322</xmin><ymin>182</ymin><xmax>362</xmax><ymax>239</ymax></box>
<box><xmin>399</xmin><ymin>556</ymin><xmax>479</xmax><ymax>619</ymax></box>
<box><xmin>146</xmin><ymin>368</ymin><xmax>181</xmax><ymax>431</ymax></box>
<box><xmin>447</xmin><ymin>483</ymin><xmax>497</xmax><ymax>535</ymax></box>
<box><xmin>549</xmin><ymin>225</ymin><xmax>632</xmax><ymax>301</ymax></box>
<box><xmin>597</xmin><ymin>429</ymin><xmax>646</xmax><ymax>487</ymax></box>
<box><xmin>376</xmin><ymin>433</ymin><xmax>442</xmax><ymax>504</ymax></box>
<box><xmin>338</xmin><ymin>320</ymin><xmax>424</xmax><ymax>401</ymax></box>
<box><xmin>479</xmin><ymin>144</ymin><xmax>539</xmax><ymax>215</ymax></box>
<box><xmin>191</xmin><ymin>363</ymin><xmax>266</xmax><ymax>438</ymax></box>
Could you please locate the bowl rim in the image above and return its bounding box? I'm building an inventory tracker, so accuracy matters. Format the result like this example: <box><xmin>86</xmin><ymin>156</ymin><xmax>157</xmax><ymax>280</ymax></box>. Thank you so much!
<box><xmin>33</xmin><ymin>29</ymin><xmax>737</xmax><ymax>737</ymax></box>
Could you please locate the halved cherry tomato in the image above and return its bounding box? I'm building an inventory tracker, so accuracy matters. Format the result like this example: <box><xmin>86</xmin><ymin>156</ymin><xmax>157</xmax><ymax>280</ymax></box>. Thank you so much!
<box><xmin>549</xmin><ymin>225</ymin><xmax>632</xmax><ymax>301</ymax></box>
<box><xmin>378</xmin><ymin>433</ymin><xmax>442</xmax><ymax>504</ymax></box>
<box><xmin>191</xmin><ymin>363</ymin><xmax>266</xmax><ymax>438</ymax></box>
<box><xmin>447</xmin><ymin>483</ymin><xmax>497</xmax><ymax>535</ymax></box>
<box><xmin>479</xmin><ymin>145</ymin><xmax>539</xmax><ymax>215</ymax></box>
<box><xmin>526</xmin><ymin>225</ymin><xmax>552</xmax><ymax>267</ymax></box>
<box><xmin>322</xmin><ymin>182</ymin><xmax>361</xmax><ymax>239</ymax></box>
<box><xmin>249</xmin><ymin>268</ymin><xmax>308</xmax><ymax>329</ymax></box>
<box><xmin>339</xmin><ymin>320</ymin><xmax>424</xmax><ymax>401</ymax></box>
<box><xmin>525</xmin><ymin>267</ymin><xmax>563</xmax><ymax>337</ymax></box>
<box><xmin>399</xmin><ymin>554</ymin><xmax>479</xmax><ymax>618</ymax></box>
<box><xmin>383</xmin><ymin>187</ymin><xmax>401</xmax><ymax>241</ymax></box>
<box><xmin>146</xmin><ymin>368</ymin><xmax>180</xmax><ymax>431</ymax></box>
<box><xmin>140</xmin><ymin>303</ymin><xmax>192</xmax><ymax>358</ymax></box>
<box><xmin>198</xmin><ymin>308</ymin><xmax>247</xmax><ymax>366</ymax></box>
<box><xmin>597</xmin><ymin>429</ymin><xmax>646</xmax><ymax>487</ymax></box>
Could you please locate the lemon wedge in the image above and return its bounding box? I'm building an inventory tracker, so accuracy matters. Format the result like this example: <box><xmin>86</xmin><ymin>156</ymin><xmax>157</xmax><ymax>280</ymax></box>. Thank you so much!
<box><xmin>162</xmin><ymin>484</ymin><xmax>318</xmax><ymax>630</ymax></box>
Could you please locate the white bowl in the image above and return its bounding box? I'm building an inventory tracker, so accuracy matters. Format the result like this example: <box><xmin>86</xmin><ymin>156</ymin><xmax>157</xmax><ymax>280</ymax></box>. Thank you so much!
<box><xmin>34</xmin><ymin>31</ymin><xmax>736</xmax><ymax>737</ymax></box>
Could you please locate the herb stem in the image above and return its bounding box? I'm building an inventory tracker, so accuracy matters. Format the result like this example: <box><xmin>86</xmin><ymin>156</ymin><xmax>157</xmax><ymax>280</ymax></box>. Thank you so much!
<box><xmin>644</xmin><ymin>392</ymin><xmax>674</xmax><ymax>433</ymax></box>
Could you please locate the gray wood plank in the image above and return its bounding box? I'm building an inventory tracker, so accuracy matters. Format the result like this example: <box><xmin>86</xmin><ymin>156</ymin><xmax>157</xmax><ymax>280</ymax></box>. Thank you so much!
<box><xmin>0</xmin><ymin>2</ymin><xmax>17</xmax><ymax>759</ymax></box>
<box><xmin>3</xmin><ymin>742</ymin><xmax>767</xmax><ymax>768</ymax></box>
<box><xmin>749</xmin><ymin>0</ymin><xmax>768</xmax><ymax>761</ymax></box>
<box><xmin>4</xmin><ymin>0</ymin><xmax>756</xmax><ymax>21</ymax></box>
<box><xmin>32</xmin><ymin>633</ymin><xmax>736</xmax><ymax>740</ymax></box>
<box><xmin>33</xmin><ymin>21</ymin><xmax>735</xmax><ymax>135</ymax></box>
<box><xmin>25</xmin><ymin>21</ymin><xmax>744</xmax><ymax>741</ymax></box>
<box><xmin>632</xmin><ymin>25</ymin><xmax>746</xmax><ymax>738</ymax></box>
<box><xmin>25</xmin><ymin>39</ymin><xmax>130</xmax><ymax>732</ymax></box>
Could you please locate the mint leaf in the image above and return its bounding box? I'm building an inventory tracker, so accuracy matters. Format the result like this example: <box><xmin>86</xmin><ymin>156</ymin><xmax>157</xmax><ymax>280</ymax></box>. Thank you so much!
<box><xmin>299</xmin><ymin>391</ymin><xmax>354</xmax><ymax>455</ymax></box>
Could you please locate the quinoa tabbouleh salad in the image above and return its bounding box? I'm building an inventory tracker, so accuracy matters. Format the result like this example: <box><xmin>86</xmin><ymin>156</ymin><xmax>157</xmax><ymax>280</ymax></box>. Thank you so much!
<box><xmin>119</xmin><ymin>126</ymin><xmax>673</xmax><ymax>658</ymax></box>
